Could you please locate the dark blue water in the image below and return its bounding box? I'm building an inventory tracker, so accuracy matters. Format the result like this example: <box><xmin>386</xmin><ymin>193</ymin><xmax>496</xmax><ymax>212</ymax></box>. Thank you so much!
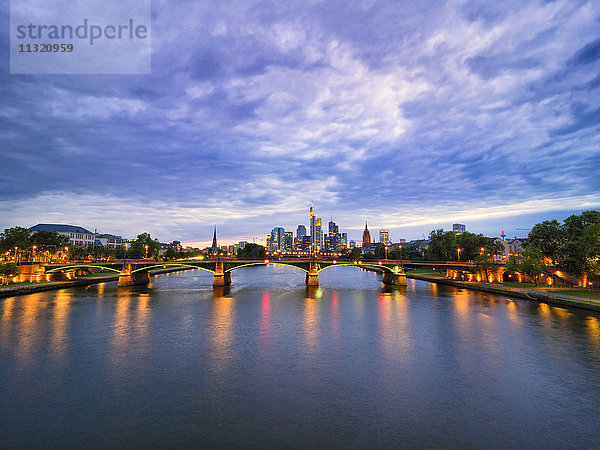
<box><xmin>1</xmin><ymin>265</ymin><xmax>599</xmax><ymax>448</ymax></box>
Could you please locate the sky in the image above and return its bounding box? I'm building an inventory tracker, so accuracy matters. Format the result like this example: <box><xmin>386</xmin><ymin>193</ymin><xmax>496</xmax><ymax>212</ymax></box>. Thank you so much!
<box><xmin>1</xmin><ymin>0</ymin><xmax>599</xmax><ymax>247</ymax></box>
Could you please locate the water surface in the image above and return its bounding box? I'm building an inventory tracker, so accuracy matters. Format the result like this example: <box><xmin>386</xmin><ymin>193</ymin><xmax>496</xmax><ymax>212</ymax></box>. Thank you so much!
<box><xmin>1</xmin><ymin>265</ymin><xmax>599</xmax><ymax>448</ymax></box>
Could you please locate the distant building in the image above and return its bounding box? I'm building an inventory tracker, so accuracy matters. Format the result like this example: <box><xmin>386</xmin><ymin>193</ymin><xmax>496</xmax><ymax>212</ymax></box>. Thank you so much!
<box><xmin>300</xmin><ymin>235</ymin><xmax>312</xmax><ymax>252</ymax></box>
<box><xmin>296</xmin><ymin>225</ymin><xmax>306</xmax><ymax>239</ymax></box>
<box><xmin>361</xmin><ymin>242</ymin><xmax>379</xmax><ymax>254</ymax></box>
<box><xmin>29</xmin><ymin>224</ymin><xmax>95</xmax><ymax>247</ymax></box>
<box><xmin>238</xmin><ymin>241</ymin><xmax>248</xmax><ymax>249</ymax></box>
<box><xmin>325</xmin><ymin>219</ymin><xmax>342</xmax><ymax>252</ymax></box>
<box><xmin>309</xmin><ymin>203</ymin><xmax>323</xmax><ymax>252</ymax></box>
<box><xmin>362</xmin><ymin>222</ymin><xmax>371</xmax><ymax>247</ymax></box>
<box><xmin>95</xmin><ymin>233</ymin><xmax>125</xmax><ymax>249</ymax></box>
<box><xmin>379</xmin><ymin>229</ymin><xmax>390</xmax><ymax>246</ymax></box>
<box><xmin>270</xmin><ymin>227</ymin><xmax>285</xmax><ymax>251</ymax></box>
<box><xmin>294</xmin><ymin>225</ymin><xmax>307</xmax><ymax>251</ymax></box>
<box><xmin>341</xmin><ymin>233</ymin><xmax>348</xmax><ymax>249</ymax></box>
<box><xmin>284</xmin><ymin>231</ymin><xmax>293</xmax><ymax>252</ymax></box>
<box><xmin>349</xmin><ymin>240</ymin><xmax>356</xmax><ymax>249</ymax></box>
<box><xmin>494</xmin><ymin>237</ymin><xmax>525</xmax><ymax>260</ymax></box>
<box><xmin>453</xmin><ymin>223</ymin><xmax>466</xmax><ymax>235</ymax></box>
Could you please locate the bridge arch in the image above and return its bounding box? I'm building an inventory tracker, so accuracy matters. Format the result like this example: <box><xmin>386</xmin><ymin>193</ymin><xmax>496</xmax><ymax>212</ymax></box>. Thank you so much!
<box><xmin>316</xmin><ymin>262</ymin><xmax>403</xmax><ymax>274</ymax></box>
<box><xmin>130</xmin><ymin>263</ymin><xmax>216</xmax><ymax>274</ymax></box>
<box><xmin>45</xmin><ymin>264</ymin><xmax>122</xmax><ymax>274</ymax></box>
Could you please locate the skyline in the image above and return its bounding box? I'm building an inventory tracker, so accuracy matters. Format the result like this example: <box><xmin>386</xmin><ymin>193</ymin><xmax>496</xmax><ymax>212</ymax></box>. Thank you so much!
<box><xmin>2</xmin><ymin>1</ymin><xmax>600</xmax><ymax>247</ymax></box>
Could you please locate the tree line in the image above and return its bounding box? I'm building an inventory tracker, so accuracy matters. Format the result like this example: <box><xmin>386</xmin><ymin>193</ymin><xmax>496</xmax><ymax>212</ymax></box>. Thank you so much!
<box><xmin>0</xmin><ymin>227</ymin><xmax>203</xmax><ymax>262</ymax></box>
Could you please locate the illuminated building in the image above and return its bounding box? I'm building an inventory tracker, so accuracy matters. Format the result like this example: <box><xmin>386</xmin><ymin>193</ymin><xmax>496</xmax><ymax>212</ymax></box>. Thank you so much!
<box><xmin>379</xmin><ymin>229</ymin><xmax>390</xmax><ymax>246</ymax></box>
<box><xmin>29</xmin><ymin>223</ymin><xmax>95</xmax><ymax>247</ymax></box>
<box><xmin>362</xmin><ymin>222</ymin><xmax>371</xmax><ymax>247</ymax></box>
<box><xmin>284</xmin><ymin>231</ymin><xmax>293</xmax><ymax>252</ymax></box>
<box><xmin>325</xmin><ymin>219</ymin><xmax>342</xmax><ymax>251</ymax></box>
<box><xmin>309</xmin><ymin>203</ymin><xmax>323</xmax><ymax>252</ymax></box>
<box><xmin>295</xmin><ymin>225</ymin><xmax>307</xmax><ymax>251</ymax></box>
<box><xmin>270</xmin><ymin>227</ymin><xmax>285</xmax><ymax>251</ymax></box>
<box><xmin>453</xmin><ymin>223</ymin><xmax>466</xmax><ymax>235</ymax></box>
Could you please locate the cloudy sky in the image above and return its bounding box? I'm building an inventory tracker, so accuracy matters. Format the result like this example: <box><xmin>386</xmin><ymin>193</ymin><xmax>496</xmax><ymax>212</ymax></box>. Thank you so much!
<box><xmin>1</xmin><ymin>0</ymin><xmax>599</xmax><ymax>246</ymax></box>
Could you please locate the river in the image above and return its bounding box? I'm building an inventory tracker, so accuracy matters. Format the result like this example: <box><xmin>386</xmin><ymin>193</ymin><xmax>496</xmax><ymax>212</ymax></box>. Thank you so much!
<box><xmin>1</xmin><ymin>265</ymin><xmax>599</xmax><ymax>448</ymax></box>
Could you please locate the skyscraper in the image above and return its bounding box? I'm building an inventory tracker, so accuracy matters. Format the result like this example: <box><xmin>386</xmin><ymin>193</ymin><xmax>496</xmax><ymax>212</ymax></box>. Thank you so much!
<box><xmin>284</xmin><ymin>231</ymin><xmax>293</xmax><ymax>252</ymax></box>
<box><xmin>294</xmin><ymin>225</ymin><xmax>307</xmax><ymax>252</ymax></box>
<box><xmin>296</xmin><ymin>225</ymin><xmax>306</xmax><ymax>239</ymax></box>
<box><xmin>453</xmin><ymin>223</ymin><xmax>466</xmax><ymax>235</ymax></box>
<box><xmin>326</xmin><ymin>219</ymin><xmax>341</xmax><ymax>251</ymax></box>
<box><xmin>315</xmin><ymin>218</ymin><xmax>322</xmax><ymax>251</ymax></box>
<box><xmin>379</xmin><ymin>229</ymin><xmax>390</xmax><ymax>246</ymax></box>
<box><xmin>310</xmin><ymin>203</ymin><xmax>316</xmax><ymax>252</ymax></box>
<box><xmin>270</xmin><ymin>227</ymin><xmax>285</xmax><ymax>251</ymax></box>
<box><xmin>362</xmin><ymin>222</ymin><xmax>371</xmax><ymax>247</ymax></box>
<box><xmin>309</xmin><ymin>203</ymin><xmax>323</xmax><ymax>253</ymax></box>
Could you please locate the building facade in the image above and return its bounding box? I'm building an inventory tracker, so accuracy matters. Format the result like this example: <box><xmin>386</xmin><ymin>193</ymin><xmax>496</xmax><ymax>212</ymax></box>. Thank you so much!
<box><xmin>29</xmin><ymin>224</ymin><xmax>95</xmax><ymax>247</ymax></box>
<box><xmin>362</xmin><ymin>222</ymin><xmax>371</xmax><ymax>247</ymax></box>
<box><xmin>379</xmin><ymin>229</ymin><xmax>390</xmax><ymax>246</ymax></box>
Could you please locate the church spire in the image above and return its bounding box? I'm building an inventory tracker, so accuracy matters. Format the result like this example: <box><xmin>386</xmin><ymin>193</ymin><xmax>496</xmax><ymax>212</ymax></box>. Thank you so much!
<box><xmin>362</xmin><ymin>221</ymin><xmax>371</xmax><ymax>246</ymax></box>
<box><xmin>212</xmin><ymin>226</ymin><xmax>218</xmax><ymax>248</ymax></box>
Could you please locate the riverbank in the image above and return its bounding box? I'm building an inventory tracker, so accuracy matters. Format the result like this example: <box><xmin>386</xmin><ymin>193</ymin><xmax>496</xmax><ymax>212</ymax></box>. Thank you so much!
<box><xmin>407</xmin><ymin>273</ymin><xmax>600</xmax><ymax>312</ymax></box>
<box><xmin>0</xmin><ymin>266</ymin><xmax>196</xmax><ymax>299</ymax></box>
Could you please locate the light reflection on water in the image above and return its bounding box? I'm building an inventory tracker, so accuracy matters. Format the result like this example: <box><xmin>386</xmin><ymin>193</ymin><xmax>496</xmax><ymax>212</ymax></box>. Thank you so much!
<box><xmin>0</xmin><ymin>265</ymin><xmax>599</xmax><ymax>448</ymax></box>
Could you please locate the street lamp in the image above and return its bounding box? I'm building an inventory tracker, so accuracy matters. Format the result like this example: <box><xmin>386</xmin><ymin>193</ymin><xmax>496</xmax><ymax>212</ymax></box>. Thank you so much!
<box><xmin>14</xmin><ymin>247</ymin><xmax>18</xmax><ymax>264</ymax></box>
<box><xmin>32</xmin><ymin>245</ymin><xmax>37</xmax><ymax>262</ymax></box>
<box><xmin>64</xmin><ymin>246</ymin><xmax>69</xmax><ymax>261</ymax></box>
<box><xmin>457</xmin><ymin>248</ymin><xmax>462</xmax><ymax>262</ymax></box>
<box><xmin>144</xmin><ymin>244</ymin><xmax>149</xmax><ymax>259</ymax></box>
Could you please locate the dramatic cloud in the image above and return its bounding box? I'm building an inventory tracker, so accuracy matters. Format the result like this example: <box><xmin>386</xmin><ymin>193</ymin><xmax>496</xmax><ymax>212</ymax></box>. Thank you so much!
<box><xmin>1</xmin><ymin>0</ymin><xmax>599</xmax><ymax>245</ymax></box>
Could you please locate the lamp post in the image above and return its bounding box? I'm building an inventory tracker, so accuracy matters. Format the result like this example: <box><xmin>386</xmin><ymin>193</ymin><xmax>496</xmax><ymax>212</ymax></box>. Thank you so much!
<box><xmin>32</xmin><ymin>245</ymin><xmax>37</xmax><ymax>262</ymax></box>
<box><xmin>14</xmin><ymin>247</ymin><xmax>18</xmax><ymax>265</ymax></box>
<box><xmin>384</xmin><ymin>245</ymin><xmax>388</xmax><ymax>260</ymax></box>
<box><xmin>144</xmin><ymin>244</ymin><xmax>149</xmax><ymax>259</ymax></box>
<box><xmin>457</xmin><ymin>248</ymin><xmax>462</xmax><ymax>262</ymax></box>
<box><xmin>64</xmin><ymin>246</ymin><xmax>69</xmax><ymax>262</ymax></box>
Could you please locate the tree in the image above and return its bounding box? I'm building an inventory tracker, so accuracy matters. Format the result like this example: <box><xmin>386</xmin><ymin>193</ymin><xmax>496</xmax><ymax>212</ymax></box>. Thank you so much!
<box><xmin>0</xmin><ymin>263</ymin><xmax>20</xmax><ymax>284</ymax></box>
<box><xmin>31</xmin><ymin>230</ymin><xmax>70</xmax><ymax>253</ymax></box>
<box><xmin>527</xmin><ymin>220</ymin><xmax>564</xmax><ymax>263</ymax></box>
<box><xmin>504</xmin><ymin>255</ymin><xmax>520</xmax><ymax>277</ymax></box>
<box><xmin>517</xmin><ymin>246</ymin><xmax>548</xmax><ymax>286</ymax></box>
<box><xmin>456</xmin><ymin>232</ymin><xmax>495</xmax><ymax>262</ymax></box>
<box><xmin>128</xmin><ymin>233</ymin><xmax>161</xmax><ymax>259</ymax></box>
<box><xmin>0</xmin><ymin>226</ymin><xmax>31</xmax><ymax>253</ymax></box>
<box><xmin>474</xmin><ymin>251</ymin><xmax>499</xmax><ymax>282</ymax></box>
<box><xmin>557</xmin><ymin>211</ymin><xmax>600</xmax><ymax>279</ymax></box>
<box><xmin>426</xmin><ymin>229</ymin><xmax>457</xmax><ymax>261</ymax></box>
<box><xmin>237</xmin><ymin>243</ymin><xmax>266</xmax><ymax>259</ymax></box>
<box><xmin>349</xmin><ymin>247</ymin><xmax>362</xmax><ymax>260</ymax></box>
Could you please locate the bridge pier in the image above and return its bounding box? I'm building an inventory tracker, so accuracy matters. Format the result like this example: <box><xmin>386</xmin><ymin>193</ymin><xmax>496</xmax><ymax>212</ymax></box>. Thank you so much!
<box><xmin>382</xmin><ymin>271</ymin><xmax>407</xmax><ymax>286</ymax></box>
<box><xmin>305</xmin><ymin>272</ymin><xmax>319</xmax><ymax>286</ymax></box>
<box><xmin>118</xmin><ymin>264</ymin><xmax>150</xmax><ymax>287</ymax></box>
<box><xmin>213</xmin><ymin>272</ymin><xmax>231</xmax><ymax>287</ymax></box>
